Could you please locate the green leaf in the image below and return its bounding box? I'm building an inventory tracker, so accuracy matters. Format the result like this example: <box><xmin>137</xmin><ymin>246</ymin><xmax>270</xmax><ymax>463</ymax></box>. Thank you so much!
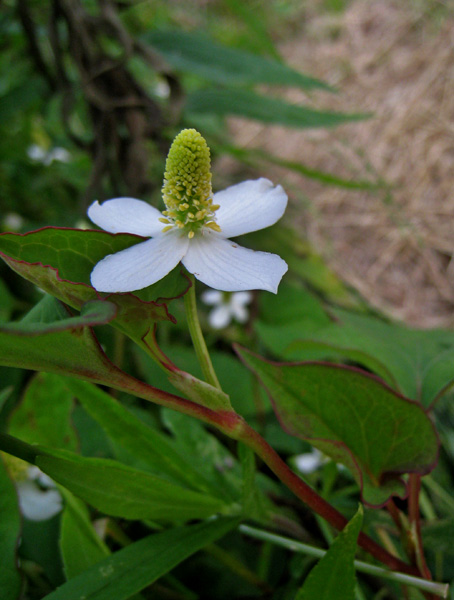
<box><xmin>64</xmin><ymin>377</ymin><xmax>219</xmax><ymax>493</ymax></box>
<box><xmin>282</xmin><ymin>309</ymin><xmax>454</xmax><ymax>408</ymax></box>
<box><xmin>9</xmin><ymin>372</ymin><xmax>78</xmax><ymax>451</ymax></box>
<box><xmin>187</xmin><ymin>89</ymin><xmax>369</xmax><ymax>129</ymax></box>
<box><xmin>36</xmin><ymin>447</ymin><xmax>232</xmax><ymax>521</ymax></box>
<box><xmin>0</xmin><ymin>300</ymin><xmax>122</xmax><ymax>382</ymax></box>
<box><xmin>162</xmin><ymin>408</ymin><xmax>243</xmax><ymax>504</ymax></box>
<box><xmin>145</xmin><ymin>30</ymin><xmax>332</xmax><ymax>91</ymax></box>
<box><xmin>0</xmin><ymin>228</ymin><xmax>189</xmax><ymax>347</ymax></box>
<box><xmin>42</xmin><ymin>517</ymin><xmax>238</xmax><ymax>600</ymax></box>
<box><xmin>295</xmin><ymin>506</ymin><xmax>363</xmax><ymax>600</ymax></box>
<box><xmin>60</xmin><ymin>489</ymin><xmax>110</xmax><ymax>579</ymax></box>
<box><xmin>0</xmin><ymin>457</ymin><xmax>22</xmax><ymax>600</ymax></box>
<box><xmin>0</xmin><ymin>276</ymin><xmax>15</xmax><ymax>322</ymax></box>
<box><xmin>422</xmin><ymin>518</ymin><xmax>454</xmax><ymax>557</ymax></box>
<box><xmin>237</xmin><ymin>348</ymin><xmax>439</xmax><ymax>507</ymax></box>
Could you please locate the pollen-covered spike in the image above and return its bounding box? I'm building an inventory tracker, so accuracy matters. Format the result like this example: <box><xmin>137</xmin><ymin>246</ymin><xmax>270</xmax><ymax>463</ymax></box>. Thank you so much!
<box><xmin>160</xmin><ymin>129</ymin><xmax>221</xmax><ymax>235</ymax></box>
<box><xmin>162</xmin><ymin>129</ymin><xmax>212</xmax><ymax>211</ymax></box>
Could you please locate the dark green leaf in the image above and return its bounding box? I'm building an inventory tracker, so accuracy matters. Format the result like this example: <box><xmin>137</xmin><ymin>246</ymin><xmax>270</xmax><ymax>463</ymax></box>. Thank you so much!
<box><xmin>43</xmin><ymin>518</ymin><xmax>238</xmax><ymax>600</ymax></box>
<box><xmin>282</xmin><ymin>309</ymin><xmax>454</xmax><ymax>407</ymax></box>
<box><xmin>64</xmin><ymin>377</ymin><xmax>219</xmax><ymax>493</ymax></box>
<box><xmin>0</xmin><ymin>228</ymin><xmax>189</xmax><ymax>347</ymax></box>
<box><xmin>145</xmin><ymin>30</ymin><xmax>331</xmax><ymax>91</ymax></box>
<box><xmin>0</xmin><ymin>457</ymin><xmax>22</xmax><ymax>600</ymax></box>
<box><xmin>37</xmin><ymin>447</ymin><xmax>232</xmax><ymax>521</ymax></box>
<box><xmin>237</xmin><ymin>348</ymin><xmax>438</xmax><ymax>507</ymax></box>
<box><xmin>295</xmin><ymin>506</ymin><xmax>363</xmax><ymax>600</ymax></box>
<box><xmin>0</xmin><ymin>300</ymin><xmax>123</xmax><ymax>383</ymax></box>
<box><xmin>9</xmin><ymin>372</ymin><xmax>78</xmax><ymax>451</ymax></box>
<box><xmin>187</xmin><ymin>89</ymin><xmax>369</xmax><ymax>129</ymax></box>
<box><xmin>60</xmin><ymin>490</ymin><xmax>110</xmax><ymax>579</ymax></box>
<box><xmin>422</xmin><ymin>518</ymin><xmax>454</xmax><ymax>557</ymax></box>
<box><xmin>162</xmin><ymin>408</ymin><xmax>243</xmax><ymax>504</ymax></box>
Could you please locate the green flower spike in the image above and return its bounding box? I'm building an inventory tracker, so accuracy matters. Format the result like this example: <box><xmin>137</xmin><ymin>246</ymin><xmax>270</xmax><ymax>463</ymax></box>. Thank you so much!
<box><xmin>160</xmin><ymin>129</ymin><xmax>221</xmax><ymax>238</ymax></box>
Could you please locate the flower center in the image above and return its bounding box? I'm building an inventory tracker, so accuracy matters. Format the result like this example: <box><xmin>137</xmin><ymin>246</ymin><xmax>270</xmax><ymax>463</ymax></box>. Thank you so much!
<box><xmin>160</xmin><ymin>129</ymin><xmax>221</xmax><ymax>239</ymax></box>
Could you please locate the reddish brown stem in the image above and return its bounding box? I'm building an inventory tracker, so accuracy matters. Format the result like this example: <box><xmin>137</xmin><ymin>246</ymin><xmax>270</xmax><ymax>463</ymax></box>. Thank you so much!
<box><xmin>237</xmin><ymin>421</ymin><xmax>421</xmax><ymax>576</ymax></box>
<box><xmin>409</xmin><ymin>474</ymin><xmax>433</xmax><ymax>581</ymax></box>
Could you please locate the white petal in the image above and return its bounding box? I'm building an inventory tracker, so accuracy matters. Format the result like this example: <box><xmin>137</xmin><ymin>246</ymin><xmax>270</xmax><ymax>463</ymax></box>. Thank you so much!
<box><xmin>182</xmin><ymin>232</ymin><xmax>288</xmax><ymax>293</ymax></box>
<box><xmin>230</xmin><ymin>301</ymin><xmax>249</xmax><ymax>323</ymax></box>
<box><xmin>214</xmin><ymin>178</ymin><xmax>288</xmax><ymax>238</ymax></box>
<box><xmin>209</xmin><ymin>305</ymin><xmax>232</xmax><ymax>329</ymax></box>
<box><xmin>91</xmin><ymin>231</ymin><xmax>189</xmax><ymax>292</ymax></box>
<box><xmin>88</xmin><ymin>198</ymin><xmax>164</xmax><ymax>236</ymax></box>
<box><xmin>17</xmin><ymin>481</ymin><xmax>63</xmax><ymax>521</ymax></box>
<box><xmin>231</xmin><ymin>291</ymin><xmax>253</xmax><ymax>307</ymax></box>
<box><xmin>201</xmin><ymin>289</ymin><xmax>223</xmax><ymax>306</ymax></box>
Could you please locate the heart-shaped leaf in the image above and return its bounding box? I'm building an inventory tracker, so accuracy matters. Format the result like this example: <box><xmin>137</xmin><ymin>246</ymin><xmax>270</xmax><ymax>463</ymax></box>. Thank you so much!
<box><xmin>257</xmin><ymin>307</ymin><xmax>454</xmax><ymax>409</ymax></box>
<box><xmin>0</xmin><ymin>228</ymin><xmax>189</xmax><ymax>352</ymax></box>
<box><xmin>237</xmin><ymin>348</ymin><xmax>439</xmax><ymax>507</ymax></box>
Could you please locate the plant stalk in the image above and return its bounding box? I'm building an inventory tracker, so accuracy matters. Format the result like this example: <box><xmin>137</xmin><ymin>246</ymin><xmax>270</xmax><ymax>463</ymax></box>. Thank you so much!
<box><xmin>239</xmin><ymin>525</ymin><xmax>449</xmax><ymax>598</ymax></box>
<box><xmin>183</xmin><ymin>274</ymin><xmax>221</xmax><ymax>389</ymax></box>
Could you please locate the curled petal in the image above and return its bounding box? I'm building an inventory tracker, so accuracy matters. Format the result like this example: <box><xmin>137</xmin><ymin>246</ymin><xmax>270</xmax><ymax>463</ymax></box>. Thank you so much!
<box><xmin>182</xmin><ymin>232</ymin><xmax>287</xmax><ymax>293</ymax></box>
<box><xmin>88</xmin><ymin>198</ymin><xmax>164</xmax><ymax>237</ymax></box>
<box><xmin>214</xmin><ymin>178</ymin><xmax>288</xmax><ymax>238</ymax></box>
<box><xmin>91</xmin><ymin>232</ymin><xmax>189</xmax><ymax>292</ymax></box>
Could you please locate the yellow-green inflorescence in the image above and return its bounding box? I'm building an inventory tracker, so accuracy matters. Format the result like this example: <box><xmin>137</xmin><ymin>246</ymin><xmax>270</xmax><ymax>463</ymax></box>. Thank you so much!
<box><xmin>160</xmin><ymin>129</ymin><xmax>221</xmax><ymax>238</ymax></box>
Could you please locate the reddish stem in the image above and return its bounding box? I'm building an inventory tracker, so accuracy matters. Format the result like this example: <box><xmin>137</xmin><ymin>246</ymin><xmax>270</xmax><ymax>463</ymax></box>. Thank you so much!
<box><xmin>80</xmin><ymin>362</ymin><xmax>421</xmax><ymax>576</ymax></box>
<box><xmin>237</xmin><ymin>421</ymin><xmax>421</xmax><ymax>576</ymax></box>
<box><xmin>409</xmin><ymin>474</ymin><xmax>433</xmax><ymax>581</ymax></box>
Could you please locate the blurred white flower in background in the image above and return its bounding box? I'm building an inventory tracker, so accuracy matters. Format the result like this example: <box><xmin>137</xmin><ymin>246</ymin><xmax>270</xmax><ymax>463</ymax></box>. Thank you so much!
<box><xmin>201</xmin><ymin>290</ymin><xmax>252</xmax><ymax>329</ymax></box>
<box><xmin>2</xmin><ymin>212</ymin><xmax>24</xmax><ymax>232</ymax></box>
<box><xmin>16</xmin><ymin>466</ymin><xmax>63</xmax><ymax>521</ymax></box>
<box><xmin>294</xmin><ymin>448</ymin><xmax>327</xmax><ymax>475</ymax></box>
<box><xmin>27</xmin><ymin>144</ymin><xmax>71</xmax><ymax>166</ymax></box>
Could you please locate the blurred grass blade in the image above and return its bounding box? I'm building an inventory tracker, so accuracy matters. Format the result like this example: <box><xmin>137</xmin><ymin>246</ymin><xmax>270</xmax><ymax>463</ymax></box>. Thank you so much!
<box><xmin>187</xmin><ymin>89</ymin><xmax>369</xmax><ymax>129</ymax></box>
<box><xmin>222</xmin><ymin>0</ymin><xmax>281</xmax><ymax>60</ymax></box>
<box><xmin>146</xmin><ymin>30</ymin><xmax>333</xmax><ymax>91</ymax></box>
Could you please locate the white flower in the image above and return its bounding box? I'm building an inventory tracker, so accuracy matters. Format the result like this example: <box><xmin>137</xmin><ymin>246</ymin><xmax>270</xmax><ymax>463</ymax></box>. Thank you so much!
<box><xmin>3</xmin><ymin>212</ymin><xmax>24</xmax><ymax>231</ymax></box>
<box><xmin>88</xmin><ymin>129</ymin><xmax>288</xmax><ymax>294</ymax></box>
<box><xmin>294</xmin><ymin>449</ymin><xmax>326</xmax><ymax>475</ymax></box>
<box><xmin>202</xmin><ymin>290</ymin><xmax>252</xmax><ymax>329</ymax></box>
<box><xmin>27</xmin><ymin>144</ymin><xmax>70</xmax><ymax>166</ymax></box>
<box><xmin>16</xmin><ymin>466</ymin><xmax>63</xmax><ymax>521</ymax></box>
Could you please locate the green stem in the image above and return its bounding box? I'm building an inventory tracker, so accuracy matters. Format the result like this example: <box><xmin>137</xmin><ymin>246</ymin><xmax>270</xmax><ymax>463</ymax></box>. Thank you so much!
<box><xmin>183</xmin><ymin>275</ymin><xmax>221</xmax><ymax>389</ymax></box>
<box><xmin>239</xmin><ymin>525</ymin><xmax>449</xmax><ymax>599</ymax></box>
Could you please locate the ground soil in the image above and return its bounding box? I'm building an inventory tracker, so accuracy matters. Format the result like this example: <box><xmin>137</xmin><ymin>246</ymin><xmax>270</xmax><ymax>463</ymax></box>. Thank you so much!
<box><xmin>226</xmin><ymin>0</ymin><xmax>454</xmax><ymax>327</ymax></box>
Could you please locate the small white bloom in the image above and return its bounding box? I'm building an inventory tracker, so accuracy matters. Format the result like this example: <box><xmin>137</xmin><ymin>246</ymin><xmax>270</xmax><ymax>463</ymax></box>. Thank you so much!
<box><xmin>88</xmin><ymin>130</ymin><xmax>288</xmax><ymax>294</ymax></box>
<box><xmin>202</xmin><ymin>290</ymin><xmax>252</xmax><ymax>329</ymax></box>
<box><xmin>27</xmin><ymin>144</ymin><xmax>70</xmax><ymax>166</ymax></box>
<box><xmin>294</xmin><ymin>448</ymin><xmax>326</xmax><ymax>474</ymax></box>
<box><xmin>3</xmin><ymin>212</ymin><xmax>24</xmax><ymax>231</ymax></box>
<box><xmin>16</xmin><ymin>466</ymin><xmax>63</xmax><ymax>521</ymax></box>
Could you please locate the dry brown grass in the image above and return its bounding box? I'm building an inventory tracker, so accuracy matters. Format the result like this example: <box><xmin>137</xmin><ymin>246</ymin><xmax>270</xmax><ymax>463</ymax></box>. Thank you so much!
<box><xmin>227</xmin><ymin>0</ymin><xmax>454</xmax><ymax>327</ymax></box>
